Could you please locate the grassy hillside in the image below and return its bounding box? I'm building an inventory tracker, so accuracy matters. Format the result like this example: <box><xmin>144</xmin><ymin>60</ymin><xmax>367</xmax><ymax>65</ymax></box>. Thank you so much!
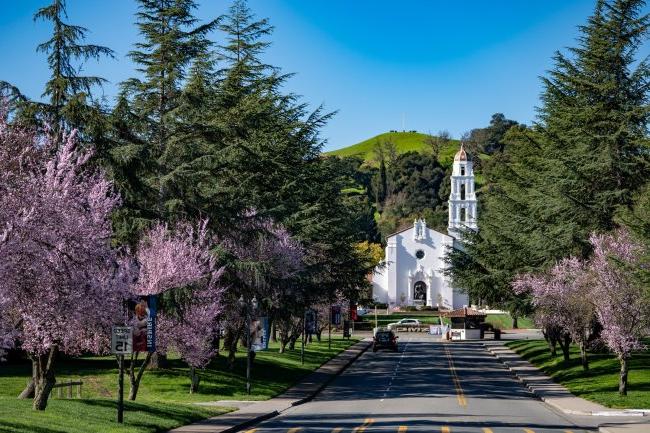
<box><xmin>325</xmin><ymin>131</ymin><xmax>460</xmax><ymax>167</ymax></box>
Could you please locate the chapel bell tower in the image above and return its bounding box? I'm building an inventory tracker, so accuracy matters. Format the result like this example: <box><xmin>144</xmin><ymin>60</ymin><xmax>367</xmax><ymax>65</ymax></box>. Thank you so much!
<box><xmin>448</xmin><ymin>144</ymin><xmax>478</xmax><ymax>235</ymax></box>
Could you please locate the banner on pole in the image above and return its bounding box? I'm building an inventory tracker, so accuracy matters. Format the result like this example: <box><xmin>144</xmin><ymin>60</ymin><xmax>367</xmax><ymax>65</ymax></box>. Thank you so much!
<box><xmin>132</xmin><ymin>296</ymin><xmax>157</xmax><ymax>352</ymax></box>
<box><xmin>252</xmin><ymin>316</ymin><xmax>270</xmax><ymax>352</ymax></box>
<box><xmin>330</xmin><ymin>305</ymin><xmax>341</xmax><ymax>325</ymax></box>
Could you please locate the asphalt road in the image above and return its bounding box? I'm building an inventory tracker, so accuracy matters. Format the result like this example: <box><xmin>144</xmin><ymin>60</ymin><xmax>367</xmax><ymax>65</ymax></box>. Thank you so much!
<box><xmin>244</xmin><ymin>335</ymin><xmax>600</xmax><ymax>433</ymax></box>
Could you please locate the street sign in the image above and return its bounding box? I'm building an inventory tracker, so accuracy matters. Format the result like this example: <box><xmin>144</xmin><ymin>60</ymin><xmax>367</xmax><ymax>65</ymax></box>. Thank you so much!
<box><xmin>111</xmin><ymin>326</ymin><xmax>133</xmax><ymax>355</ymax></box>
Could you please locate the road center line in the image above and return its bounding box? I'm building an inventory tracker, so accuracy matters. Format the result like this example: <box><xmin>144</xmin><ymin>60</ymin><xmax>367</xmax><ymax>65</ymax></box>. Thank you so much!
<box><xmin>443</xmin><ymin>343</ymin><xmax>467</xmax><ymax>407</ymax></box>
<box><xmin>352</xmin><ymin>418</ymin><xmax>374</xmax><ymax>433</ymax></box>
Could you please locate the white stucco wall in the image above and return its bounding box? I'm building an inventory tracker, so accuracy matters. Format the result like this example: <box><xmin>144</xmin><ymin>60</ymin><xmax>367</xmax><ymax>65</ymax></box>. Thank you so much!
<box><xmin>371</xmin><ymin>220</ymin><xmax>469</xmax><ymax>309</ymax></box>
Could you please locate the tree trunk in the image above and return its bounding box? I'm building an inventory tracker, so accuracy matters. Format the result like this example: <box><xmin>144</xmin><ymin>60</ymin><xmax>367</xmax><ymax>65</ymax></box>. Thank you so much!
<box><xmin>542</xmin><ymin>328</ymin><xmax>557</xmax><ymax>357</ymax></box>
<box><xmin>288</xmin><ymin>334</ymin><xmax>299</xmax><ymax>351</ymax></box>
<box><xmin>128</xmin><ymin>352</ymin><xmax>151</xmax><ymax>401</ymax></box>
<box><xmin>18</xmin><ymin>358</ymin><xmax>38</xmax><ymax>399</ymax></box>
<box><xmin>189</xmin><ymin>367</ymin><xmax>200</xmax><ymax>394</ymax></box>
<box><xmin>32</xmin><ymin>346</ymin><xmax>58</xmax><ymax>411</ymax></box>
<box><xmin>148</xmin><ymin>352</ymin><xmax>167</xmax><ymax>369</ymax></box>
<box><xmin>579</xmin><ymin>342</ymin><xmax>589</xmax><ymax>371</ymax></box>
<box><xmin>558</xmin><ymin>334</ymin><xmax>571</xmax><ymax>361</ymax></box>
<box><xmin>271</xmin><ymin>320</ymin><xmax>277</xmax><ymax>343</ymax></box>
<box><xmin>226</xmin><ymin>329</ymin><xmax>240</xmax><ymax>371</ymax></box>
<box><xmin>619</xmin><ymin>356</ymin><xmax>629</xmax><ymax>396</ymax></box>
<box><xmin>512</xmin><ymin>315</ymin><xmax>518</xmax><ymax>329</ymax></box>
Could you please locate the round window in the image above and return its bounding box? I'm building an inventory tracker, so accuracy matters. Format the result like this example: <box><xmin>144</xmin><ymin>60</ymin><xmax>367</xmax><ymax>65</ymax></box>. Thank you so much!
<box><xmin>416</xmin><ymin>249</ymin><xmax>425</xmax><ymax>259</ymax></box>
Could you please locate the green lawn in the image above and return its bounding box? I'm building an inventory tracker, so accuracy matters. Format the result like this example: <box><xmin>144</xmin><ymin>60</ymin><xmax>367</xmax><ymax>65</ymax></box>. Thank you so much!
<box><xmin>0</xmin><ymin>337</ymin><xmax>358</xmax><ymax>433</ymax></box>
<box><xmin>485</xmin><ymin>314</ymin><xmax>533</xmax><ymax>330</ymax></box>
<box><xmin>506</xmin><ymin>339</ymin><xmax>650</xmax><ymax>409</ymax></box>
<box><xmin>360</xmin><ymin>312</ymin><xmax>532</xmax><ymax>330</ymax></box>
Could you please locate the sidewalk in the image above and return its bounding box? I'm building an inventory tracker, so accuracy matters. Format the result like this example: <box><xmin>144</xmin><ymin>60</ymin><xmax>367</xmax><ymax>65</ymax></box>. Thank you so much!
<box><xmin>483</xmin><ymin>341</ymin><xmax>650</xmax><ymax>433</ymax></box>
<box><xmin>168</xmin><ymin>338</ymin><xmax>372</xmax><ymax>433</ymax></box>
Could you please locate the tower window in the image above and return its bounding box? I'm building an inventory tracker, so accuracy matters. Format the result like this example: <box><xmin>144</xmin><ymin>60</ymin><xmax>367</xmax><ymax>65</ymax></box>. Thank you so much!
<box><xmin>460</xmin><ymin>208</ymin><xmax>466</xmax><ymax>222</ymax></box>
<box><xmin>460</xmin><ymin>166</ymin><xmax>465</xmax><ymax>176</ymax></box>
<box><xmin>460</xmin><ymin>184</ymin><xmax>466</xmax><ymax>200</ymax></box>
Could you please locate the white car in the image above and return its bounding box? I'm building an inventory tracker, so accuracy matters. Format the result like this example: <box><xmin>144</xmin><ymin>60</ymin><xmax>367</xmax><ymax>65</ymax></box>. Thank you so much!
<box><xmin>387</xmin><ymin>318</ymin><xmax>420</xmax><ymax>329</ymax></box>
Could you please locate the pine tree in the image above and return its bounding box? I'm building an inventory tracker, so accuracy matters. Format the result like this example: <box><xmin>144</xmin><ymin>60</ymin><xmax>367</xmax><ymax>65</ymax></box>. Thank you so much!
<box><xmin>33</xmin><ymin>0</ymin><xmax>114</xmax><ymax>139</ymax></box>
<box><xmin>447</xmin><ymin>0</ymin><xmax>650</xmax><ymax>313</ymax></box>
<box><xmin>108</xmin><ymin>0</ymin><xmax>217</xmax><ymax>245</ymax></box>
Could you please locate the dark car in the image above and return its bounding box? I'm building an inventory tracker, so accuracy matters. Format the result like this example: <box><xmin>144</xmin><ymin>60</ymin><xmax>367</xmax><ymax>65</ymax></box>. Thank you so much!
<box><xmin>373</xmin><ymin>329</ymin><xmax>398</xmax><ymax>352</ymax></box>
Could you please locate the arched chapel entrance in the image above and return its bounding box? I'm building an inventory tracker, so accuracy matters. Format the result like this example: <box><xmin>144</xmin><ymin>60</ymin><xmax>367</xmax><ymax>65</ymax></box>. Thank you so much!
<box><xmin>414</xmin><ymin>281</ymin><xmax>427</xmax><ymax>304</ymax></box>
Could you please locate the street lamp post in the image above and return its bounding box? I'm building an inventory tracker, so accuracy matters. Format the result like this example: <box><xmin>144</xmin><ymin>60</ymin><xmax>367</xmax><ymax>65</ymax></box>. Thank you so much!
<box><xmin>239</xmin><ymin>295</ymin><xmax>258</xmax><ymax>395</ymax></box>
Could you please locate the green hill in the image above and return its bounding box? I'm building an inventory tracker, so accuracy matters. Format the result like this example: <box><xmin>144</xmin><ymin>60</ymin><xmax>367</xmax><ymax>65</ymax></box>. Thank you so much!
<box><xmin>325</xmin><ymin>131</ymin><xmax>460</xmax><ymax>167</ymax></box>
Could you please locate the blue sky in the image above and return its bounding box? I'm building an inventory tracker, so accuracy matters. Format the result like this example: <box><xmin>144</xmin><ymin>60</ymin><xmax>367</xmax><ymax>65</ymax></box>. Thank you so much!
<box><xmin>1</xmin><ymin>1</ymin><xmax>645</xmax><ymax>151</ymax></box>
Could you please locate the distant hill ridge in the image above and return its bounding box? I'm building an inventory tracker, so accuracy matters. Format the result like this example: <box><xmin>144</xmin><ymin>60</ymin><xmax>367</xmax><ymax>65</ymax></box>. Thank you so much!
<box><xmin>324</xmin><ymin>131</ymin><xmax>460</xmax><ymax>166</ymax></box>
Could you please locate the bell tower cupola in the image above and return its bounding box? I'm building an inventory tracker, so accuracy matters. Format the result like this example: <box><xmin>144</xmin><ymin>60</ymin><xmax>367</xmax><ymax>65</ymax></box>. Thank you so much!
<box><xmin>448</xmin><ymin>144</ymin><xmax>478</xmax><ymax>236</ymax></box>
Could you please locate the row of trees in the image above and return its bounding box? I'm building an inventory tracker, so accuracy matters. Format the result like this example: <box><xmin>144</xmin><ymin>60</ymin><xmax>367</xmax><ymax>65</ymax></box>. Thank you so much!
<box><xmin>446</xmin><ymin>0</ymin><xmax>650</xmax><ymax>394</ymax></box>
<box><xmin>0</xmin><ymin>0</ymin><xmax>375</xmax><ymax>410</ymax></box>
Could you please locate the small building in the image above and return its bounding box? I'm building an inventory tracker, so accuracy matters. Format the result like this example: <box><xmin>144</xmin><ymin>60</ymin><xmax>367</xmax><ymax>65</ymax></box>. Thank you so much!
<box><xmin>445</xmin><ymin>307</ymin><xmax>486</xmax><ymax>340</ymax></box>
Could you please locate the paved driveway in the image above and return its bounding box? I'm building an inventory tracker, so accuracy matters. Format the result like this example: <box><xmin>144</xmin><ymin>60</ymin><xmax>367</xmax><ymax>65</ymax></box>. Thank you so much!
<box><xmin>245</xmin><ymin>335</ymin><xmax>599</xmax><ymax>433</ymax></box>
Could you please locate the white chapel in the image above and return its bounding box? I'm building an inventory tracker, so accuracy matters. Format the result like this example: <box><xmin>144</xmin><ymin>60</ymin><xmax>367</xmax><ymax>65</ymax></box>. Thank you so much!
<box><xmin>371</xmin><ymin>144</ymin><xmax>477</xmax><ymax>309</ymax></box>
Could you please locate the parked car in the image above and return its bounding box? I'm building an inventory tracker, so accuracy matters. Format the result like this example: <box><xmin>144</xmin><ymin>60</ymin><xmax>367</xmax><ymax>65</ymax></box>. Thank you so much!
<box><xmin>387</xmin><ymin>318</ymin><xmax>420</xmax><ymax>330</ymax></box>
<box><xmin>373</xmin><ymin>329</ymin><xmax>399</xmax><ymax>352</ymax></box>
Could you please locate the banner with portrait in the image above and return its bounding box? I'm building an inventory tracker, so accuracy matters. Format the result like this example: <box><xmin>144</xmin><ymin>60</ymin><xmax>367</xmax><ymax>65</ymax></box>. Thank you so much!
<box><xmin>131</xmin><ymin>296</ymin><xmax>157</xmax><ymax>353</ymax></box>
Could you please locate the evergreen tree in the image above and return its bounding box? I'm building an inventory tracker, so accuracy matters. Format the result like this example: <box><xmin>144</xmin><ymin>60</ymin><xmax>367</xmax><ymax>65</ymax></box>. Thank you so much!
<box><xmin>108</xmin><ymin>0</ymin><xmax>217</xmax><ymax>245</ymax></box>
<box><xmin>447</xmin><ymin>0</ymin><xmax>650</xmax><ymax>314</ymax></box>
<box><xmin>33</xmin><ymin>0</ymin><xmax>114</xmax><ymax>139</ymax></box>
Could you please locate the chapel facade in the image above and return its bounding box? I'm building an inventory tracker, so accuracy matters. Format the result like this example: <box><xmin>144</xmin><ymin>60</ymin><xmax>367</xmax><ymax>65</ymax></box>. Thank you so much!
<box><xmin>371</xmin><ymin>144</ymin><xmax>476</xmax><ymax>309</ymax></box>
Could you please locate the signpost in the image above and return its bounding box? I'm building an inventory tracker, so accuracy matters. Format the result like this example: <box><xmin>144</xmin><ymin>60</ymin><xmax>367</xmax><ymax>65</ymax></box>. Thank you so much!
<box><xmin>111</xmin><ymin>326</ymin><xmax>132</xmax><ymax>424</ymax></box>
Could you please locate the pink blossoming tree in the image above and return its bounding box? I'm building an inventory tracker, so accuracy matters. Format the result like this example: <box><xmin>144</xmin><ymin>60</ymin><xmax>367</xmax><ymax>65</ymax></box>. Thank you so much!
<box><xmin>128</xmin><ymin>221</ymin><xmax>224</xmax><ymax>398</ymax></box>
<box><xmin>589</xmin><ymin>229</ymin><xmax>649</xmax><ymax>395</ymax></box>
<box><xmin>514</xmin><ymin>258</ymin><xmax>597</xmax><ymax>370</ymax></box>
<box><xmin>515</xmin><ymin>227</ymin><xmax>649</xmax><ymax>395</ymax></box>
<box><xmin>0</xmin><ymin>118</ymin><xmax>130</xmax><ymax>410</ymax></box>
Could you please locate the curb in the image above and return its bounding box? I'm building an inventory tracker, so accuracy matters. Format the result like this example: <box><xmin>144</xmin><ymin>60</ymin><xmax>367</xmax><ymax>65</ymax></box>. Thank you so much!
<box><xmin>219</xmin><ymin>410</ymin><xmax>280</xmax><ymax>433</ymax></box>
<box><xmin>599</xmin><ymin>422</ymin><xmax>650</xmax><ymax>433</ymax></box>
<box><xmin>483</xmin><ymin>343</ymin><xmax>647</xmax><ymax>418</ymax></box>
<box><xmin>289</xmin><ymin>339</ymin><xmax>373</xmax><ymax>407</ymax></box>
